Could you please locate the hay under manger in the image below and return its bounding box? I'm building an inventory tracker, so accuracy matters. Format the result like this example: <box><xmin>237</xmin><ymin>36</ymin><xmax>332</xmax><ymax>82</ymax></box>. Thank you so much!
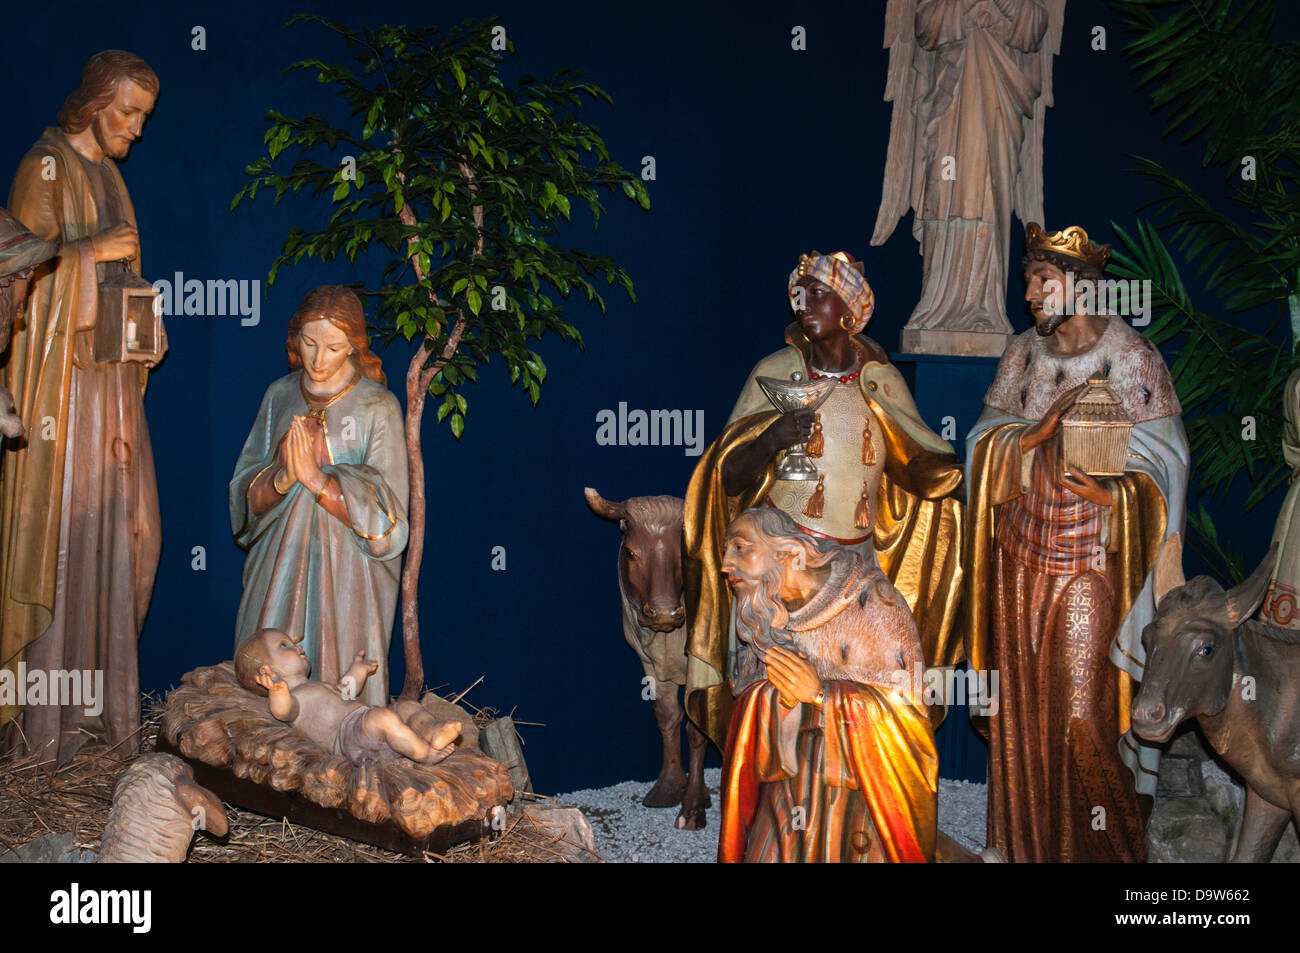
<box><xmin>160</xmin><ymin>662</ymin><xmax>514</xmax><ymax>856</ymax></box>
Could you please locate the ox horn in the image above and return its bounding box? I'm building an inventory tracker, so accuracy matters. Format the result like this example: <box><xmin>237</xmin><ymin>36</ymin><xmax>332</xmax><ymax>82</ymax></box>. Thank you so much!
<box><xmin>1152</xmin><ymin>532</ymin><xmax>1186</xmax><ymax>608</ymax></box>
<box><xmin>1225</xmin><ymin>543</ymin><xmax>1279</xmax><ymax>626</ymax></box>
<box><xmin>584</xmin><ymin>487</ymin><xmax>628</xmax><ymax>522</ymax></box>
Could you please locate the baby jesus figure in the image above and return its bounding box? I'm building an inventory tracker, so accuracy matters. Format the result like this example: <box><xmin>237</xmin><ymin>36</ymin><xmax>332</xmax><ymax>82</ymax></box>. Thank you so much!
<box><xmin>235</xmin><ymin>628</ymin><xmax>460</xmax><ymax>764</ymax></box>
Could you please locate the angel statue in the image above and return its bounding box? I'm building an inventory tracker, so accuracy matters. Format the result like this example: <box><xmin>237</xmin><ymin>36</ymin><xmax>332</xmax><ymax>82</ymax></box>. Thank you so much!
<box><xmin>872</xmin><ymin>0</ymin><xmax>1066</xmax><ymax>357</ymax></box>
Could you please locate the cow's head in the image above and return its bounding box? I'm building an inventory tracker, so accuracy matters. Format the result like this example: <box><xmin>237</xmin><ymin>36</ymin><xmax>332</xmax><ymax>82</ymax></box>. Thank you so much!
<box><xmin>585</xmin><ymin>487</ymin><xmax>685</xmax><ymax>632</ymax></box>
<box><xmin>1132</xmin><ymin>532</ymin><xmax>1276</xmax><ymax>743</ymax></box>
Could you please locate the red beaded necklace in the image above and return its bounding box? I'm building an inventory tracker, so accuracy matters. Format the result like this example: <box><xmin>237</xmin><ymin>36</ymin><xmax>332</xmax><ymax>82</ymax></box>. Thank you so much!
<box><xmin>808</xmin><ymin>341</ymin><xmax>864</xmax><ymax>384</ymax></box>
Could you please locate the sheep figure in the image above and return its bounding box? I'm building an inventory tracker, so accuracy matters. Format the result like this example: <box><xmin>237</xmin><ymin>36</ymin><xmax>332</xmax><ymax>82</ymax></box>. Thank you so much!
<box><xmin>99</xmin><ymin>753</ymin><xmax>228</xmax><ymax>863</ymax></box>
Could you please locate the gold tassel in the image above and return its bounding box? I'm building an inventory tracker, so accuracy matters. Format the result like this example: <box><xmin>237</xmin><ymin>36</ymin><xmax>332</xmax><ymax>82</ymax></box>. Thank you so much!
<box><xmin>803</xmin><ymin>475</ymin><xmax>825</xmax><ymax>519</ymax></box>
<box><xmin>807</xmin><ymin>414</ymin><xmax>824</xmax><ymax>458</ymax></box>
<box><xmin>854</xmin><ymin>483</ymin><xmax>871</xmax><ymax>530</ymax></box>
<box><xmin>862</xmin><ymin>425</ymin><xmax>876</xmax><ymax>465</ymax></box>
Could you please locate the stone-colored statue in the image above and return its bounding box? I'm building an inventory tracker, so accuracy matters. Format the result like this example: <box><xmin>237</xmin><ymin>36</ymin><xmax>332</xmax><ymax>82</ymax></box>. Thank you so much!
<box><xmin>1135</xmin><ymin>535</ymin><xmax>1300</xmax><ymax>863</ymax></box>
<box><xmin>684</xmin><ymin>251</ymin><xmax>964</xmax><ymax>752</ymax></box>
<box><xmin>716</xmin><ymin>507</ymin><xmax>938</xmax><ymax>862</ymax></box>
<box><xmin>874</xmin><ymin>0</ymin><xmax>1065</xmax><ymax>356</ymax></box>
<box><xmin>965</xmin><ymin>222</ymin><xmax>1189</xmax><ymax>861</ymax></box>
<box><xmin>100</xmin><ymin>753</ymin><xmax>227</xmax><ymax>863</ymax></box>
<box><xmin>1260</xmin><ymin>368</ymin><xmax>1300</xmax><ymax>627</ymax></box>
<box><xmin>235</xmin><ymin>628</ymin><xmax>459</xmax><ymax>764</ymax></box>
<box><xmin>0</xmin><ymin>51</ymin><xmax>162</xmax><ymax>763</ymax></box>
<box><xmin>230</xmin><ymin>286</ymin><xmax>409</xmax><ymax>707</ymax></box>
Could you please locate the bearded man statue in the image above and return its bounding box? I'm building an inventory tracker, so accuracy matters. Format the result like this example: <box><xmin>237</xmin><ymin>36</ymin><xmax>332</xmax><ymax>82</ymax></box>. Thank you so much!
<box><xmin>716</xmin><ymin>506</ymin><xmax>937</xmax><ymax>862</ymax></box>
<box><xmin>1</xmin><ymin>51</ymin><xmax>162</xmax><ymax>763</ymax></box>
<box><xmin>965</xmin><ymin>222</ymin><xmax>1189</xmax><ymax>861</ymax></box>
<box><xmin>684</xmin><ymin>250</ymin><xmax>964</xmax><ymax>753</ymax></box>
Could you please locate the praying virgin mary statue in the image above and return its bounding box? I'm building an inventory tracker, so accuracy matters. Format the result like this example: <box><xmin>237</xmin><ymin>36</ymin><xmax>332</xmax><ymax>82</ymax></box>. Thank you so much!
<box><xmin>230</xmin><ymin>286</ymin><xmax>409</xmax><ymax>706</ymax></box>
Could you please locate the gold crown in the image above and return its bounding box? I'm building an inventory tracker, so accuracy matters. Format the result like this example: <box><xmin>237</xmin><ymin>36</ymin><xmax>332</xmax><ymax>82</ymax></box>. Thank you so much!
<box><xmin>1024</xmin><ymin>223</ymin><xmax>1111</xmax><ymax>273</ymax></box>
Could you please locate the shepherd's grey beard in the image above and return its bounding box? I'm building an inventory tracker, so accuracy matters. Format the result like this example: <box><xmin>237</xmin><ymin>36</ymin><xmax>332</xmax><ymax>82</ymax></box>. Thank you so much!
<box><xmin>732</xmin><ymin>562</ymin><xmax>797</xmax><ymax>690</ymax></box>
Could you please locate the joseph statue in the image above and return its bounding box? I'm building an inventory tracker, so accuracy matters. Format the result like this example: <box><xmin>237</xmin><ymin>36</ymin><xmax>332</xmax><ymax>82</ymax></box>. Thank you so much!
<box><xmin>0</xmin><ymin>51</ymin><xmax>162</xmax><ymax>763</ymax></box>
<box><xmin>717</xmin><ymin>507</ymin><xmax>937</xmax><ymax>862</ymax></box>
<box><xmin>684</xmin><ymin>251</ymin><xmax>964</xmax><ymax>752</ymax></box>
<box><xmin>965</xmin><ymin>222</ymin><xmax>1188</xmax><ymax>861</ymax></box>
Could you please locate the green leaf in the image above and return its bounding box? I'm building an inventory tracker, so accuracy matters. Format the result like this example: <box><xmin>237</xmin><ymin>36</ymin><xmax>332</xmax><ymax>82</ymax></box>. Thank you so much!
<box><xmin>234</xmin><ymin>17</ymin><xmax>647</xmax><ymax>445</ymax></box>
<box><xmin>450</xmin><ymin>412</ymin><xmax>464</xmax><ymax>439</ymax></box>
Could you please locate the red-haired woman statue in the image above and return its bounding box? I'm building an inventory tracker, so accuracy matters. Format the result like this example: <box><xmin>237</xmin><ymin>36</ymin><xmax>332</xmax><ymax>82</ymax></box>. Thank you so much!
<box><xmin>230</xmin><ymin>286</ymin><xmax>409</xmax><ymax>706</ymax></box>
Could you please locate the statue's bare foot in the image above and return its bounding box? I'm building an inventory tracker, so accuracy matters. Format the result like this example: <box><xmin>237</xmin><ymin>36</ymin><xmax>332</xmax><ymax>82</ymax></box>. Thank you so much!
<box><xmin>426</xmin><ymin>720</ymin><xmax>461</xmax><ymax>750</ymax></box>
<box><xmin>674</xmin><ymin>806</ymin><xmax>707</xmax><ymax>830</ymax></box>
<box><xmin>643</xmin><ymin>770</ymin><xmax>687</xmax><ymax>808</ymax></box>
<box><xmin>419</xmin><ymin>742</ymin><xmax>456</xmax><ymax>765</ymax></box>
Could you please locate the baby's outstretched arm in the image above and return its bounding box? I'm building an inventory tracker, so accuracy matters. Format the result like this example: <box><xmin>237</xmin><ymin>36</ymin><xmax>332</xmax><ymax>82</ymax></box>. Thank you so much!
<box><xmin>254</xmin><ymin>666</ymin><xmax>301</xmax><ymax>722</ymax></box>
<box><xmin>337</xmin><ymin>651</ymin><xmax>379</xmax><ymax>700</ymax></box>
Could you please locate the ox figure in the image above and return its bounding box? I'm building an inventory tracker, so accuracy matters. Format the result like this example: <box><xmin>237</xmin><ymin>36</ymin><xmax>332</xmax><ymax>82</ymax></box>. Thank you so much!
<box><xmin>586</xmin><ymin>488</ymin><xmax>711</xmax><ymax>830</ymax></box>
<box><xmin>1133</xmin><ymin>533</ymin><xmax>1300</xmax><ymax>862</ymax></box>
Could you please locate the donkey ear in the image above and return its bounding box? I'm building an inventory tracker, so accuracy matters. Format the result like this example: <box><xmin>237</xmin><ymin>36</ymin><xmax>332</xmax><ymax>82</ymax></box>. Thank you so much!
<box><xmin>1225</xmin><ymin>543</ymin><xmax>1278</xmax><ymax>626</ymax></box>
<box><xmin>1152</xmin><ymin>532</ymin><xmax>1187</xmax><ymax>608</ymax></box>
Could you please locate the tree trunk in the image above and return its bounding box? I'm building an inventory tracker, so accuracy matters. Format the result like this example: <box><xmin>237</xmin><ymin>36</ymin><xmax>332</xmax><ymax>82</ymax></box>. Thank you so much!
<box><xmin>400</xmin><ymin>346</ymin><xmax>430</xmax><ymax>699</ymax></box>
<box><xmin>395</xmin><ymin>163</ymin><xmax>479</xmax><ymax>700</ymax></box>
<box><xmin>397</xmin><ymin>324</ymin><xmax>463</xmax><ymax>700</ymax></box>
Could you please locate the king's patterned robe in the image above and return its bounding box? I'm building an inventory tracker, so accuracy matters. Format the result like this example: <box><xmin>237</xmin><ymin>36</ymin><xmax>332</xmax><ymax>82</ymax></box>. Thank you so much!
<box><xmin>966</xmin><ymin>316</ymin><xmax>1188</xmax><ymax>861</ymax></box>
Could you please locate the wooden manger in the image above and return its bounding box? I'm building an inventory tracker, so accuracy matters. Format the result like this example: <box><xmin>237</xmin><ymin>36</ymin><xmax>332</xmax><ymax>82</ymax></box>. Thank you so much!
<box><xmin>159</xmin><ymin>662</ymin><xmax>513</xmax><ymax>857</ymax></box>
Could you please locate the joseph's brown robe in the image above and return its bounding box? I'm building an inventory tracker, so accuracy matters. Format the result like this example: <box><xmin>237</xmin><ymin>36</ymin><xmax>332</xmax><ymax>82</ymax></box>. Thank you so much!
<box><xmin>1</xmin><ymin>127</ymin><xmax>161</xmax><ymax>762</ymax></box>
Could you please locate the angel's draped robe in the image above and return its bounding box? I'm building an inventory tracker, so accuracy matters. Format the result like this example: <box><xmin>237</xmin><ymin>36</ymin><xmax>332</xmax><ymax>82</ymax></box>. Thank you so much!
<box><xmin>230</xmin><ymin>372</ymin><xmax>409</xmax><ymax>707</ymax></box>
<box><xmin>873</xmin><ymin>0</ymin><xmax>1062</xmax><ymax>342</ymax></box>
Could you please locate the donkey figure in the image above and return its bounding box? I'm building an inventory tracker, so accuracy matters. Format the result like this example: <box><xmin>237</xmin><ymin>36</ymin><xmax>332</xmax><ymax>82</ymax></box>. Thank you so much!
<box><xmin>1132</xmin><ymin>533</ymin><xmax>1300</xmax><ymax>862</ymax></box>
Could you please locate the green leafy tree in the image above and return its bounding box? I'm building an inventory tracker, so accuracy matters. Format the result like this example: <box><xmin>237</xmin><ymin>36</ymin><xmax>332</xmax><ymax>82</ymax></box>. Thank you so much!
<box><xmin>233</xmin><ymin>15</ymin><xmax>650</xmax><ymax>696</ymax></box>
<box><xmin>1109</xmin><ymin>0</ymin><xmax>1300</xmax><ymax>581</ymax></box>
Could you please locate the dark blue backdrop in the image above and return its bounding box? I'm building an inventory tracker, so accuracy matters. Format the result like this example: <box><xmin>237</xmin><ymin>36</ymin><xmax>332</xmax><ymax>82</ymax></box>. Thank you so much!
<box><xmin>3</xmin><ymin>0</ymin><xmax>1297</xmax><ymax>793</ymax></box>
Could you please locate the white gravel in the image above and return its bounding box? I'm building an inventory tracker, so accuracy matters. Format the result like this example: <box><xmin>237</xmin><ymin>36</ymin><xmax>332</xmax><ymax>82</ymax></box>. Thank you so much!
<box><xmin>555</xmin><ymin>771</ymin><xmax>988</xmax><ymax>862</ymax></box>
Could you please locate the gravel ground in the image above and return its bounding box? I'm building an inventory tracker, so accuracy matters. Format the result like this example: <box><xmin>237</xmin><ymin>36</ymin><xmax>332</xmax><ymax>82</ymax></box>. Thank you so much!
<box><xmin>555</xmin><ymin>770</ymin><xmax>988</xmax><ymax>862</ymax></box>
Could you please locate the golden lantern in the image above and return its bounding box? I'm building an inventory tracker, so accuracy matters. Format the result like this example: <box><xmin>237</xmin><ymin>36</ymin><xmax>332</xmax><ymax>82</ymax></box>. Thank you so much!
<box><xmin>1061</xmin><ymin>378</ymin><xmax>1132</xmax><ymax>477</ymax></box>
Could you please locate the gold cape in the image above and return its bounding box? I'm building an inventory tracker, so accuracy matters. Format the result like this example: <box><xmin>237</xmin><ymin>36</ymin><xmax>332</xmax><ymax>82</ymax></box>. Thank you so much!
<box><xmin>963</xmin><ymin>421</ymin><xmax>1168</xmax><ymax>738</ymax></box>
<box><xmin>684</xmin><ymin>328</ymin><xmax>965</xmax><ymax>750</ymax></box>
<box><xmin>0</xmin><ymin>128</ymin><xmax>144</xmax><ymax>729</ymax></box>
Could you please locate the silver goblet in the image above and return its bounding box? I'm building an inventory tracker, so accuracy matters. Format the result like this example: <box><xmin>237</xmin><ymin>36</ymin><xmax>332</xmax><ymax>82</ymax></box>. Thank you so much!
<box><xmin>756</xmin><ymin>373</ymin><xmax>838</xmax><ymax>481</ymax></box>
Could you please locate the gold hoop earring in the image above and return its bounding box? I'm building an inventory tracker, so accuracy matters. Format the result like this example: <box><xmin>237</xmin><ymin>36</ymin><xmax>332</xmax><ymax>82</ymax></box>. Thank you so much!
<box><xmin>840</xmin><ymin>313</ymin><xmax>856</xmax><ymax>332</ymax></box>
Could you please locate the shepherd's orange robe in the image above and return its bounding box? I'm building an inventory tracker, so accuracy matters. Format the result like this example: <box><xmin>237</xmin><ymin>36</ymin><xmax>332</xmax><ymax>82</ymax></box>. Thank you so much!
<box><xmin>718</xmin><ymin>552</ymin><xmax>938</xmax><ymax>862</ymax></box>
